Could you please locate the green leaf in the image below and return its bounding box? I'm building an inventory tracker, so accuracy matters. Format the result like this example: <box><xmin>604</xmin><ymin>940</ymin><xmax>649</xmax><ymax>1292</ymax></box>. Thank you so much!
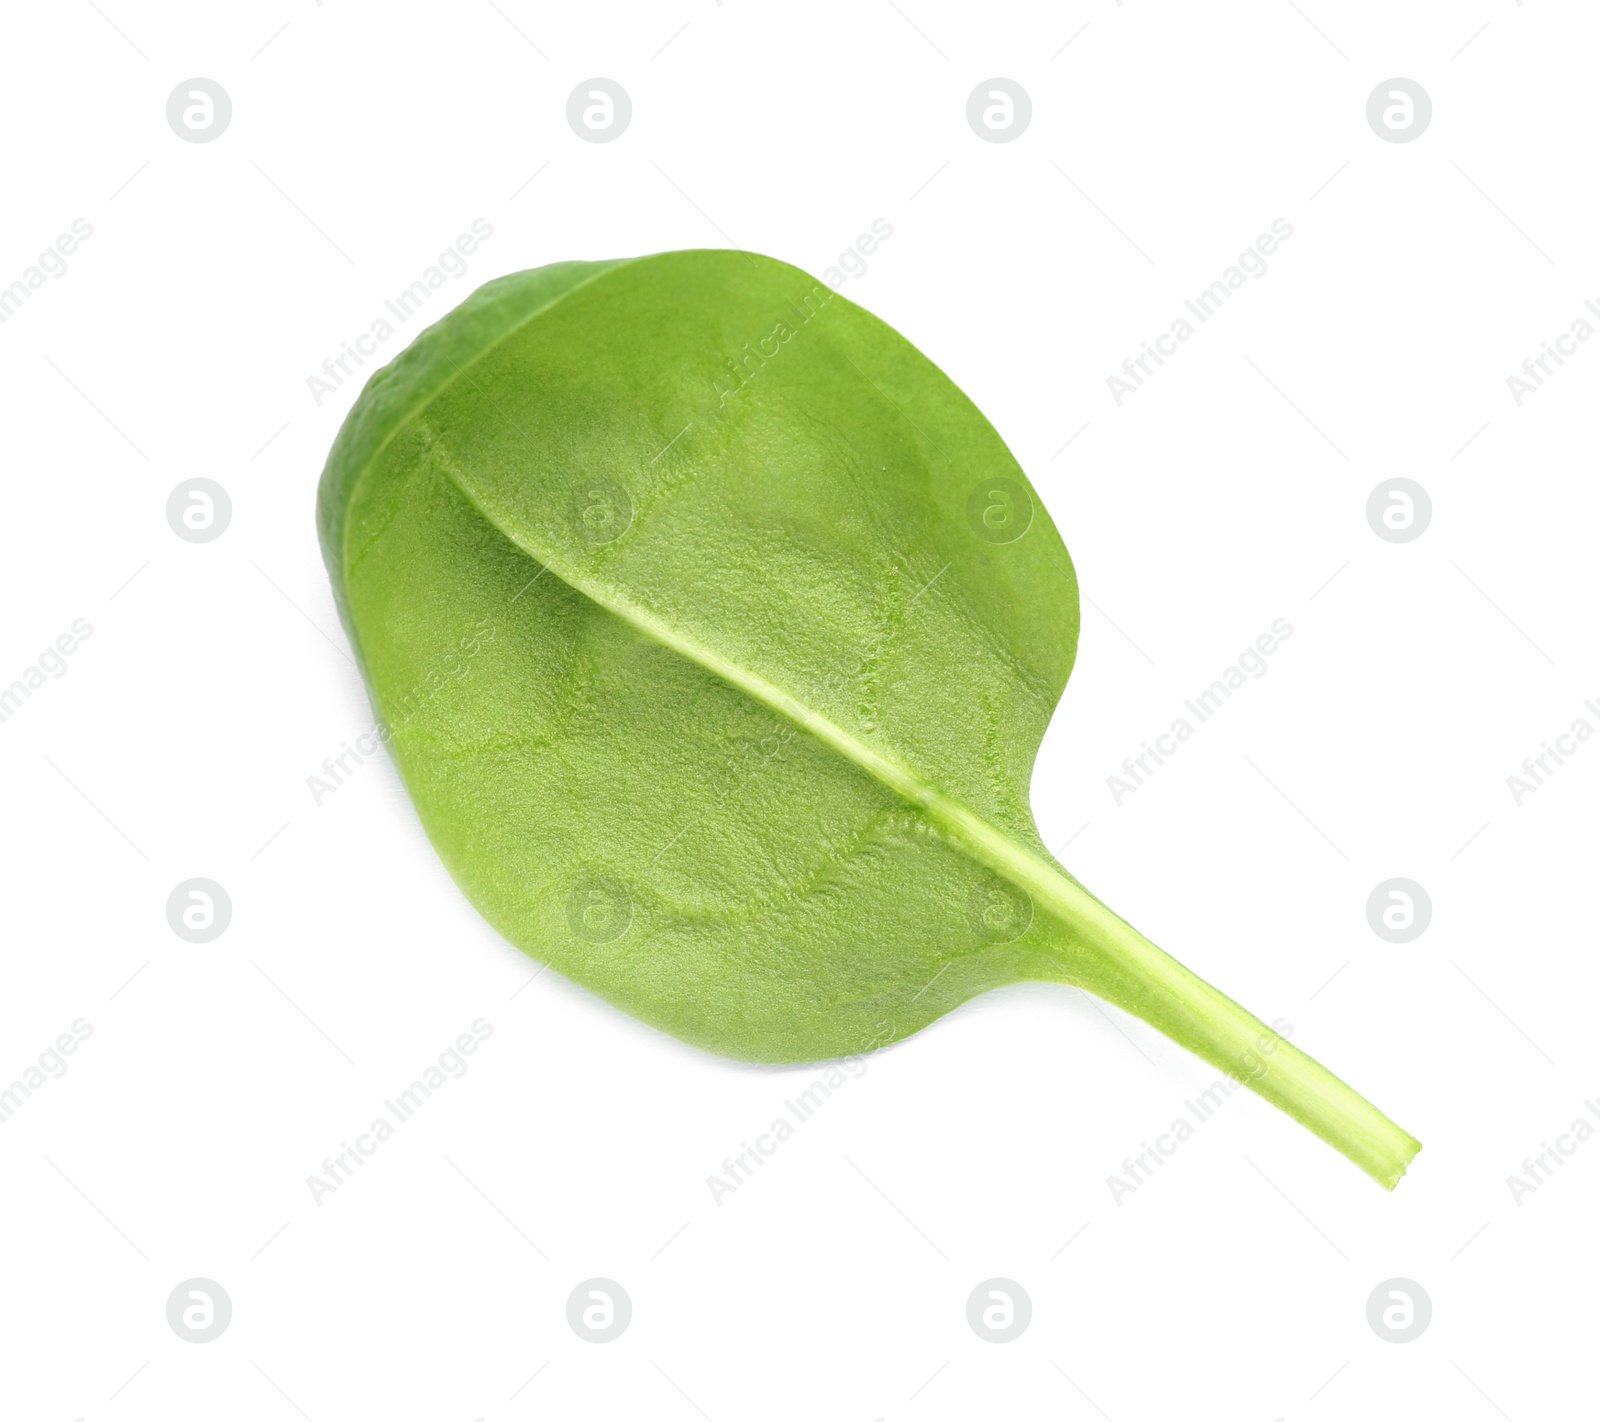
<box><xmin>318</xmin><ymin>249</ymin><xmax>1420</xmax><ymax>1189</ymax></box>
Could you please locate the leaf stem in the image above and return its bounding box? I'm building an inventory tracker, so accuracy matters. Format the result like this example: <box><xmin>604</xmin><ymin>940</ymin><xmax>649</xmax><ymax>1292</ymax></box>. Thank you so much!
<box><xmin>1026</xmin><ymin>865</ymin><xmax>1421</xmax><ymax>1189</ymax></box>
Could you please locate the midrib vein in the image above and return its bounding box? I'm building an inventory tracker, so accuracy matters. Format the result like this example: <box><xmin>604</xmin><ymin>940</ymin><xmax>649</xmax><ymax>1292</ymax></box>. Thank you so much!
<box><xmin>426</xmin><ymin>445</ymin><xmax>1121</xmax><ymax>950</ymax></box>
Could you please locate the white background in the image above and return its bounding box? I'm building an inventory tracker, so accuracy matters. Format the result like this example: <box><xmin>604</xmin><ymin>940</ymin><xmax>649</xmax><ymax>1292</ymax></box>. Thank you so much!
<box><xmin>1</xmin><ymin>1</ymin><xmax>1595</xmax><ymax>1418</ymax></box>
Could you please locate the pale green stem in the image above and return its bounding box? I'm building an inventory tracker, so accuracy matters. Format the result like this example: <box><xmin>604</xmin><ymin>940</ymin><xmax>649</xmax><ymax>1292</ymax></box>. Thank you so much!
<box><xmin>1026</xmin><ymin>868</ymin><xmax>1421</xmax><ymax>1189</ymax></box>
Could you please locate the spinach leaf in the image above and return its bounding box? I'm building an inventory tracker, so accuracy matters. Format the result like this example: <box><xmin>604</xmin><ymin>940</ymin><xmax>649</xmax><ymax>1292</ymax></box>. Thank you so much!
<box><xmin>318</xmin><ymin>250</ymin><xmax>1419</xmax><ymax>1188</ymax></box>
